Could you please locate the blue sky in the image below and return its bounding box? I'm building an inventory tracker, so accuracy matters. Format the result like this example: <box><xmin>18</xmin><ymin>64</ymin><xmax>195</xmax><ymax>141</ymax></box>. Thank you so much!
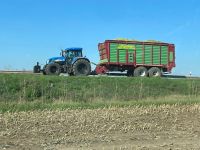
<box><xmin>0</xmin><ymin>0</ymin><xmax>200</xmax><ymax>76</ymax></box>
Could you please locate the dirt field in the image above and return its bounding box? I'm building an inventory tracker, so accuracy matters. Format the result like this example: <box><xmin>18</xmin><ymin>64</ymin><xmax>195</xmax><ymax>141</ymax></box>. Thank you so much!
<box><xmin>1</xmin><ymin>105</ymin><xmax>200</xmax><ymax>150</ymax></box>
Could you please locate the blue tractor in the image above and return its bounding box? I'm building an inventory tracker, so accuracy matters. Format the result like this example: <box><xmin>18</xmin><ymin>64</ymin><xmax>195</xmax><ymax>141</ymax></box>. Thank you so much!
<box><xmin>33</xmin><ymin>48</ymin><xmax>91</xmax><ymax>76</ymax></box>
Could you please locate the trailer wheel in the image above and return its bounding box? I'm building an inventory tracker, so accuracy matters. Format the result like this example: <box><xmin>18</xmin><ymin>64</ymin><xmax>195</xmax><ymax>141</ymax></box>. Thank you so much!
<box><xmin>134</xmin><ymin>67</ymin><xmax>148</xmax><ymax>77</ymax></box>
<box><xmin>73</xmin><ymin>59</ymin><xmax>91</xmax><ymax>76</ymax></box>
<box><xmin>148</xmin><ymin>67</ymin><xmax>162</xmax><ymax>77</ymax></box>
<box><xmin>45</xmin><ymin>63</ymin><xmax>61</xmax><ymax>75</ymax></box>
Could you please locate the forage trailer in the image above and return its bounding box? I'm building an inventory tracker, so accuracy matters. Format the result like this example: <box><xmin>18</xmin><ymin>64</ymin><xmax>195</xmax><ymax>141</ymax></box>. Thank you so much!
<box><xmin>95</xmin><ymin>40</ymin><xmax>175</xmax><ymax>77</ymax></box>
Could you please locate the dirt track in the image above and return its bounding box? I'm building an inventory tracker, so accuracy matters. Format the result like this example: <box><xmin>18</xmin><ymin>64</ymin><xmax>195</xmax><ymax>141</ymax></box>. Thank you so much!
<box><xmin>1</xmin><ymin>105</ymin><xmax>200</xmax><ymax>150</ymax></box>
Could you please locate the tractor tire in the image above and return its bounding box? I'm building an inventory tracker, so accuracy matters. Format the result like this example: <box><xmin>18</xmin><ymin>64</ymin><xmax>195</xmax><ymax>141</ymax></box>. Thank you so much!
<box><xmin>45</xmin><ymin>63</ymin><xmax>61</xmax><ymax>75</ymax></box>
<box><xmin>73</xmin><ymin>59</ymin><xmax>91</xmax><ymax>76</ymax></box>
<box><xmin>33</xmin><ymin>65</ymin><xmax>40</xmax><ymax>73</ymax></box>
<box><xmin>148</xmin><ymin>67</ymin><xmax>162</xmax><ymax>77</ymax></box>
<box><xmin>42</xmin><ymin>65</ymin><xmax>47</xmax><ymax>75</ymax></box>
<box><xmin>134</xmin><ymin>66</ymin><xmax>148</xmax><ymax>77</ymax></box>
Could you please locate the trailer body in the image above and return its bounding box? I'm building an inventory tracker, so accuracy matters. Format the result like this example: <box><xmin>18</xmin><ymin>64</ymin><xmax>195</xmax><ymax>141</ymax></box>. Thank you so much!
<box><xmin>96</xmin><ymin>40</ymin><xmax>175</xmax><ymax>76</ymax></box>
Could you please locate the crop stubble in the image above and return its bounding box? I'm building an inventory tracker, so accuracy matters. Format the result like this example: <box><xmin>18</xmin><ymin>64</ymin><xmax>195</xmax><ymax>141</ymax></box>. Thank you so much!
<box><xmin>1</xmin><ymin>105</ymin><xmax>200</xmax><ymax>149</ymax></box>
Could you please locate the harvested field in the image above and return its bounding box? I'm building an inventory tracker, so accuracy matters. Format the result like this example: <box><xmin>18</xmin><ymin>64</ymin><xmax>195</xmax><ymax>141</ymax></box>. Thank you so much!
<box><xmin>1</xmin><ymin>74</ymin><xmax>200</xmax><ymax>149</ymax></box>
<box><xmin>1</xmin><ymin>105</ymin><xmax>200</xmax><ymax>149</ymax></box>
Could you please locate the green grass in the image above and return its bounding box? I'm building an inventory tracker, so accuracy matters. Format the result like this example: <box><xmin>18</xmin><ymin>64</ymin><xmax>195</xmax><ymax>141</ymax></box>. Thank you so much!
<box><xmin>1</xmin><ymin>96</ymin><xmax>200</xmax><ymax>113</ymax></box>
<box><xmin>0</xmin><ymin>74</ymin><xmax>200</xmax><ymax>112</ymax></box>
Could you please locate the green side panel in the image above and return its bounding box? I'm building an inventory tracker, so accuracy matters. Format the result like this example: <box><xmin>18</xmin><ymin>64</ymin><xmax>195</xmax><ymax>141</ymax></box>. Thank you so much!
<box><xmin>144</xmin><ymin>45</ymin><xmax>152</xmax><ymax>64</ymax></box>
<box><xmin>153</xmin><ymin>46</ymin><xmax>160</xmax><ymax>64</ymax></box>
<box><xmin>110</xmin><ymin>43</ymin><xmax>118</xmax><ymax>62</ymax></box>
<box><xmin>128</xmin><ymin>49</ymin><xmax>134</xmax><ymax>63</ymax></box>
<box><xmin>109</xmin><ymin>43</ymin><xmax>135</xmax><ymax>63</ymax></box>
<box><xmin>110</xmin><ymin>43</ymin><xmax>169</xmax><ymax>65</ymax></box>
<box><xmin>161</xmin><ymin>46</ymin><xmax>168</xmax><ymax>65</ymax></box>
<box><xmin>118</xmin><ymin>50</ymin><xmax>126</xmax><ymax>63</ymax></box>
<box><xmin>136</xmin><ymin>45</ymin><xmax>143</xmax><ymax>64</ymax></box>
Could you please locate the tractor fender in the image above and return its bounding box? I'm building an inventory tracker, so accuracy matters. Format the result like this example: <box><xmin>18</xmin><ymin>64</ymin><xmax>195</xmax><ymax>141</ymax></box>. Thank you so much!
<box><xmin>72</xmin><ymin>57</ymin><xmax>90</xmax><ymax>65</ymax></box>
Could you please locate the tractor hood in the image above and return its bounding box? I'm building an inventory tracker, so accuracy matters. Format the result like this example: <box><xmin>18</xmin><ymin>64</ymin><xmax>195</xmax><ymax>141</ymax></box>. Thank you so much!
<box><xmin>48</xmin><ymin>56</ymin><xmax>65</xmax><ymax>63</ymax></box>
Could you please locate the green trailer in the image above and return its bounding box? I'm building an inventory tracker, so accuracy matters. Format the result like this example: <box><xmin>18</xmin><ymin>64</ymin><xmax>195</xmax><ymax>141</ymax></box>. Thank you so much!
<box><xmin>95</xmin><ymin>40</ymin><xmax>175</xmax><ymax>77</ymax></box>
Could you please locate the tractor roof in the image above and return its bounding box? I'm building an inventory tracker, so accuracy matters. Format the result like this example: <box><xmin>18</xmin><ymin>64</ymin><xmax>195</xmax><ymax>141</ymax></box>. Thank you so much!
<box><xmin>65</xmin><ymin>47</ymin><xmax>82</xmax><ymax>51</ymax></box>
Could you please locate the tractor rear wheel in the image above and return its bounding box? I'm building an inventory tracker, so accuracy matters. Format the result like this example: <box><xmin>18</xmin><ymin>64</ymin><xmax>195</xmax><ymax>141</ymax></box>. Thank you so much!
<box><xmin>148</xmin><ymin>67</ymin><xmax>162</xmax><ymax>77</ymax></box>
<box><xmin>45</xmin><ymin>63</ymin><xmax>61</xmax><ymax>75</ymax></box>
<box><xmin>73</xmin><ymin>59</ymin><xmax>91</xmax><ymax>76</ymax></box>
<box><xmin>134</xmin><ymin>67</ymin><xmax>148</xmax><ymax>77</ymax></box>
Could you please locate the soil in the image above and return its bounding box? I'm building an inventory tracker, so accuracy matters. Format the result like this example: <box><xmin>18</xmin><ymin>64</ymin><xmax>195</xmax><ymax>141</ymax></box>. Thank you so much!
<box><xmin>1</xmin><ymin>105</ymin><xmax>200</xmax><ymax>150</ymax></box>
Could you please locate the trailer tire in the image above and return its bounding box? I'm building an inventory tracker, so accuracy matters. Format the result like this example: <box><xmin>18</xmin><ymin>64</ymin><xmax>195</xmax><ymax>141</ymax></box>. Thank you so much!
<box><xmin>33</xmin><ymin>65</ymin><xmax>40</xmax><ymax>73</ymax></box>
<box><xmin>73</xmin><ymin>59</ymin><xmax>91</xmax><ymax>76</ymax></box>
<box><xmin>45</xmin><ymin>63</ymin><xmax>61</xmax><ymax>75</ymax></box>
<box><xmin>134</xmin><ymin>67</ymin><xmax>148</xmax><ymax>77</ymax></box>
<box><xmin>148</xmin><ymin>67</ymin><xmax>162</xmax><ymax>77</ymax></box>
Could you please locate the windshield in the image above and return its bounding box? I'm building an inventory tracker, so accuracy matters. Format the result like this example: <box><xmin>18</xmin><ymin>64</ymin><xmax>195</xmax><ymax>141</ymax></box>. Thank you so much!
<box><xmin>63</xmin><ymin>50</ymin><xmax>82</xmax><ymax>58</ymax></box>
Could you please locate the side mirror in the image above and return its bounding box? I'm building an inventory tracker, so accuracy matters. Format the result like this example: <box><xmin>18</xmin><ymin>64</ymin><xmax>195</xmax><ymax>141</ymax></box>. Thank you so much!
<box><xmin>60</xmin><ymin>50</ymin><xmax>64</xmax><ymax>56</ymax></box>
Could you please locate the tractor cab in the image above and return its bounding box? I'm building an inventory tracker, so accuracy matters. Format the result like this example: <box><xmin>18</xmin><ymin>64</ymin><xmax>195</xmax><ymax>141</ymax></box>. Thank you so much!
<box><xmin>62</xmin><ymin>48</ymin><xmax>83</xmax><ymax>58</ymax></box>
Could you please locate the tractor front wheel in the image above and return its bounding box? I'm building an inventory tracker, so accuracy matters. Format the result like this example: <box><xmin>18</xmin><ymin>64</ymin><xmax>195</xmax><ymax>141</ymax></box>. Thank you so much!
<box><xmin>73</xmin><ymin>59</ymin><xmax>91</xmax><ymax>76</ymax></box>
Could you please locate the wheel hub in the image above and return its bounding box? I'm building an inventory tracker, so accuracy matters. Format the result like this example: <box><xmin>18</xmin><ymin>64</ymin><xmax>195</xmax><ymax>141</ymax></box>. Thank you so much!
<box><xmin>140</xmin><ymin>71</ymin><xmax>146</xmax><ymax>77</ymax></box>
